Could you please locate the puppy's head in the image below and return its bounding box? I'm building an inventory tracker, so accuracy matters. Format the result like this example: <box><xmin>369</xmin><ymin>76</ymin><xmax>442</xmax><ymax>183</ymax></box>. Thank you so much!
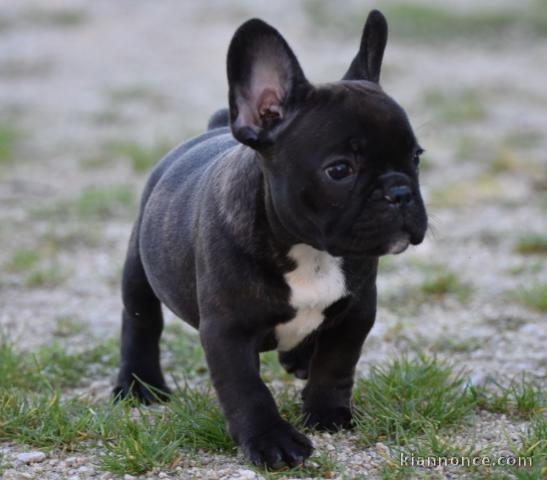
<box><xmin>227</xmin><ymin>11</ymin><xmax>427</xmax><ymax>257</ymax></box>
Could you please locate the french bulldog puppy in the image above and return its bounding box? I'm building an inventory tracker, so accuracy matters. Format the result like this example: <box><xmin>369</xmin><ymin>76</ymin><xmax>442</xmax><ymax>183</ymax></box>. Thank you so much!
<box><xmin>113</xmin><ymin>10</ymin><xmax>427</xmax><ymax>469</ymax></box>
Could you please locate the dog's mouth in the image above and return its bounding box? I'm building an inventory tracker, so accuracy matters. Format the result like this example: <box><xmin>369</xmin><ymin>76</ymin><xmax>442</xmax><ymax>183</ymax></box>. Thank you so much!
<box><xmin>386</xmin><ymin>232</ymin><xmax>410</xmax><ymax>254</ymax></box>
<box><xmin>324</xmin><ymin>207</ymin><xmax>427</xmax><ymax>258</ymax></box>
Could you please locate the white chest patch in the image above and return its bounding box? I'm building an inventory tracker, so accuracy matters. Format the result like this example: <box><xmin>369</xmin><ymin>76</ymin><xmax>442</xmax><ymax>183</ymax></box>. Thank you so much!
<box><xmin>275</xmin><ymin>244</ymin><xmax>347</xmax><ymax>351</ymax></box>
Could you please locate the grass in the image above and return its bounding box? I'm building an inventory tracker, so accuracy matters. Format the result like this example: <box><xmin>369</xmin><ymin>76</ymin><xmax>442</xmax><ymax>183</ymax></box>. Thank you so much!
<box><xmin>513</xmin><ymin>283</ymin><xmax>547</xmax><ymax>313</ymax></box>
<box><xmin>35</xmin><ymin>185</ymin><xmax>136</xmax><ymax>221</ymax></box>
<box><xmin>302</xmin><ymin>0</ymin><xmax>547</xmax><ymax>43</ymax></box>
<box><xmin>107</xmin><ymin>141</ymin><xmax>170</xmax><ymax>173</ymax></box>
<box><xmin>507</xmin><ymin>415</ymin><xmax>546</xmax><ymax>479</ymax></box>
<box><xmin>515</xmin><ymin>235</ymin><xmax>547</xmax><ymax>255</ymax></box>
<box><xmin>21</xmin><ymin>7</ymin><xmax>88</xmax><ymax>28</ymax></box>
<box><xmin>109</xmin><ymin>85</ymin><xmax>166</xmax><ymax>107</ymax></box>
<box><xmin>472</xmin><ymin>376</ymin><xmax>546</xmax><ymax>419</ymax></box>
<box><xmin>0</xmin><ymin>332</ymin><xmax>541</xmax><ymax>476</ymax></box>
<box><xmin>420</xmin><ymin>270</ymin><xmax>472</xmax><ymax>302</ymax></box>
<box><xmin>423</xmin><ymin>88</ymin><xmax>487</xmax><ymax>124</ymax></box>
<box><xmin>0</xmin><ymin>392</ymin><xmax>97</xmax><ymax>450</ymax></box>
<box><xmin>0</xmin><ymin>123</ymin><xmax>19</xmax><ymax>165</ymax></box>
<box><xmin>24</xmin><ymin>264</ymin><xmax>66</xmax><ymax>288</ymax></box>
<box><xmin>75</xmin><ymin>185</ymin><xmax>136</xmax><ymax>219</ymax></box>
<box><xmin>429</xmin><ymin>175</ymin><xmax>505</xmax><ymax>208</ymax></box>
<box><xmin>6</xmin><ymin>249</ymin><xmax>40</xmax><ymax>272</ymax></box>
<box><xmin>352</xmin><ymin>355</ymin><xmax>476</xmax><ymax>446</ymax></box>
<box><xmin>256</xmin><ymin>451</ymin><xmax>337</xmax><ymax>479</ymax></box>
<box><xmin>99</xmin><ymin>384</ymin><xmax>235</xmax><ymax>475</ymax></box>
<box><xmin>52</xmin><ymin>316</ymin><xmax>87</xmax><ymax>338</ymax></box>
<box><xmin>0</xmin><ymin>335</ymin><xmax>118</xmax><ymax>391</ymax></box>
<box><xmin>383</xmin><ymin>1</ymin><xmax>547</xmax><ymax>41</ymax></box>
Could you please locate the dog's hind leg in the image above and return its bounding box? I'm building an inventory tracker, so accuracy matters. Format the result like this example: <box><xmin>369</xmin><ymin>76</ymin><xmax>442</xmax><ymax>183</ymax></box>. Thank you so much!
<box><xmin>113</xmin><ymin>225</ymin><xmax>170</xmax><ymax>404</ymax></box>
<box><xmin>207</xmin><ymin>108</ymin><xmax>229</xmax><ymax>130</ymax></box>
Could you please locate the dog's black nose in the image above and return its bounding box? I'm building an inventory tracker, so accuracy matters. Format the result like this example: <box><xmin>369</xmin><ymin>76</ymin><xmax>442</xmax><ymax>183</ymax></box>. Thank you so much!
<box><xmin>385</xmin><ymin>185</ymin><xmax>412</xmax><ymax>205</ymax></box>
<box><xmin>377</xmin><ymin>172</ymin><xmax>413</xmax><ymax>206</ymax></box>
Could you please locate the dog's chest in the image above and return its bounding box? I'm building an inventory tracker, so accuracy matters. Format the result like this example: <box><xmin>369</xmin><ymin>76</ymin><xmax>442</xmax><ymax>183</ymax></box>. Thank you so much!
<box><xmin>275</xmin><ymin>244</ymin><xmax>346</xmax><ymax>351</ymax></box>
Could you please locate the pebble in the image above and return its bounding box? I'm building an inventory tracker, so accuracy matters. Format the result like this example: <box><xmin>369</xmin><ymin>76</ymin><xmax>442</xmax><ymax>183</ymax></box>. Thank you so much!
<box><xmin>3</xmin><ymin>470</ymin><xmax>33</xmax><ymax>480</ymax></box>
<box><xmin>235</xmin><ymin>469</ymin><xmax>257</xmax><ymax>479</ymax></box>
<box><xmin>15</xmin><ymin>451</ymin><xmax>47</xmax><ymax>464</ymax></box>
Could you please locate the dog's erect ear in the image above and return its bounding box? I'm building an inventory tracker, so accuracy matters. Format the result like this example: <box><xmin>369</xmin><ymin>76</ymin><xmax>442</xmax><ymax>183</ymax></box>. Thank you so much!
<box><xmin>342</xmin><ymin>10</ymin><xmax>388</xmax><ymax>83</ymax></box>
<box><xmin>227</xmin><ymin>19</ymin><xmax>311</xmax><ymax>147</ymax></box>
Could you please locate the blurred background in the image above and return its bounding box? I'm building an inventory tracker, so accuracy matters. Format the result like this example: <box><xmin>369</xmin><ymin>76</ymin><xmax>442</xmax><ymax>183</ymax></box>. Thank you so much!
<box><xmin>1</xmin><ymin>0</ymin><xmax>546</xmax><ymax>402</ymax></box>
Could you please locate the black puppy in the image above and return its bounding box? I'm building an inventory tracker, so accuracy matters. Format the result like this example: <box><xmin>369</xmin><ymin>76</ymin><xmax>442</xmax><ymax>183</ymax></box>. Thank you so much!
<box><xmin>114</xmin><ymin>10</ymin><xmax>427</xmax><ymax>469</ymax></box>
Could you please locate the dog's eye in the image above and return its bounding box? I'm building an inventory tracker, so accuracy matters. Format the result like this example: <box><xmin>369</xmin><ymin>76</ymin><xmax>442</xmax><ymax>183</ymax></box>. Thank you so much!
<box><xmin>324</xmin><ymin>162</ymin><xmax>355</xmax><ymax>181</ymax></box>
<box><xmin>413</xmin><ymin>148</ymin><xmax>424</xmax><ymax>167</ymax></box>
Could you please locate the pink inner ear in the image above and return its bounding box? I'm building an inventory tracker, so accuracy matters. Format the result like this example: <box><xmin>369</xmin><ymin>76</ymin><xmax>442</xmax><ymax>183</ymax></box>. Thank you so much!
<box><xmin>258</xmin><ymin>89</ymin><xmax>283</xmax><ymax>121</ymax></box>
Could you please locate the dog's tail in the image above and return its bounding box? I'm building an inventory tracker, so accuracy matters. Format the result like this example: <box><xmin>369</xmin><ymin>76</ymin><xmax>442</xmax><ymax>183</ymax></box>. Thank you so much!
<box><xmin>207</xmin><ymin>108</ymin><xmax>230</xmax><ymax>130</ymax></box>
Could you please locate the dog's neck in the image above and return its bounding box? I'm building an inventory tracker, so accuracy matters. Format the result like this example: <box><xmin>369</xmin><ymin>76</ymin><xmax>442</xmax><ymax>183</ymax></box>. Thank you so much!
<box><xmin>212</xmin><ymin>145</ymin><xmax>299</xmax><ymax>261</ymax></box>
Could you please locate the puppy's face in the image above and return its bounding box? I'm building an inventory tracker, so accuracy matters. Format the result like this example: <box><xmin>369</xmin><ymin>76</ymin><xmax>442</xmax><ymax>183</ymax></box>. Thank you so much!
<box><xmin>227</xmin><ymin>12</ymin><xmax>427</xmax><ymax>256</ymax></box>
<box><xmin>266</xmin><ymin>81</ymin><xmax>427</xmax><ymax>256</ymax></box>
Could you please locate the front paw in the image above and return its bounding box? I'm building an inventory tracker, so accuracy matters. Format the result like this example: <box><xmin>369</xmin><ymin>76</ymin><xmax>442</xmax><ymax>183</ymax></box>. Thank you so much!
<box><xmin>113</xmin><ymin>370</ymin><xmax>171</xmax><ymax>404</ymax></box>
<box><xmin>241</xmin><ymin>420</ymin><xmax>313</xmax><ymax>469</ymax></box>
<box><xmin>304</xmin><ymin>405</ymin><xmax>353</xmax><ymax>431</ymax></box>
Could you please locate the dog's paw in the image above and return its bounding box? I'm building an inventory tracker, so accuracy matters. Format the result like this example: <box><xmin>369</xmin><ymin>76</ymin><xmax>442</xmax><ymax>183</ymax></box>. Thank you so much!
<box><xmin>113</xmin><ymin>373</ymin><xmax>171</xmax><ymax>404</ymax></box>
<box><xmin>304</xmin><ymin>405</ymin><xmax>353</xmax><ymax>432</ymax></box>
<box><xmin>241</xmin><ymin>421</ymin><xmax>313</xmax><ymax>469</ymax></box>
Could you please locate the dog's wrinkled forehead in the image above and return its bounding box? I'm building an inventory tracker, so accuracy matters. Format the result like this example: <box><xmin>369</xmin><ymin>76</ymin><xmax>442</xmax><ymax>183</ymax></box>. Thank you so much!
<box><xmin>287</xmin><ymin>81</ymin><xmax>416</xmax><ymax>157</ymax></box>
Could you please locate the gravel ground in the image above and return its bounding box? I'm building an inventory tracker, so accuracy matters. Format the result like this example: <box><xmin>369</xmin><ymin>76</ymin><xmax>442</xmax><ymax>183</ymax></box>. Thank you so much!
<box><xmin>1</xmin><ymin>0</ymin><xmax>546</xmax><ymax>478</ymax></box>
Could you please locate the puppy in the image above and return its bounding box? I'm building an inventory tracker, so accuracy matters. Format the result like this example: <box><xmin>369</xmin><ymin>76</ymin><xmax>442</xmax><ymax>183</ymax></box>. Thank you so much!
<box><xmin>114</xmin><ymin>10</ymin><xmax>427</xmax><ymax>469</ymax></box>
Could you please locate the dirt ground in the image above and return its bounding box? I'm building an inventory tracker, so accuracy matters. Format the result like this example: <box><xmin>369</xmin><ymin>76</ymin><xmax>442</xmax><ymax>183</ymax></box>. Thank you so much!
<box><xmin>1</xmin><ymin>0</ymin><xmax>546</xmax><ymax>479</ymax></box>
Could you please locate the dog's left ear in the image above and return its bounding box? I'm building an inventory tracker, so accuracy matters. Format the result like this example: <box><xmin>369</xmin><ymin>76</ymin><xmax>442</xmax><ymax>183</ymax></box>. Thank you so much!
<box><xmin>342</xmin><ymin>10</ymin><xmax>388</xmax><ymax>83</ymax></box>
<box><xmin>227</xmin><ymin>18</ymin><xmax>311</xmax><ymax>148</ymax></box>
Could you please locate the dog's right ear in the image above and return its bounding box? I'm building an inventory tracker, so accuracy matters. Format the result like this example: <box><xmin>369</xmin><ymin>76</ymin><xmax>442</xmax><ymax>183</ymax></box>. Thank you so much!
<box><xmin>342</xmin><ymin>10</ymin><xmax>388</xmax><ymax>83</ymax></box>
<box><xmin>227</xmin><ymin>19</ymin><xmax>311</xmax><ymax>148</ymax></box>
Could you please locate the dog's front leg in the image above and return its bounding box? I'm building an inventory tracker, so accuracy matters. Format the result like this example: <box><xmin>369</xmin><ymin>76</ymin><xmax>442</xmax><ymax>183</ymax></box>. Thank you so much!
<box><xmin>199</xmin><ymin>319</ymin><xmax>313</xmax><ymax>469</ymax></box>
<box><xmin>303</xmin><ymin>289</ymin><xmax>376</xmax><ymax>431</ymax></box>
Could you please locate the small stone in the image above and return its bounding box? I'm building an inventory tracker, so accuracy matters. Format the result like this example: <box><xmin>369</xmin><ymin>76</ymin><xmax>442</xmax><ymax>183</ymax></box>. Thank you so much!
<box><xmin>375</xmin><ymin>442</ymin><xmax>389</xmax><ymax>456</ymax></box>
<box><xmin>326</xmin><ymin>443</ymin><xmax>335</xmax><ymax>451</ymax></box>
<box><xmin>158</xmin><ymin>473</ymin><xmax>169</xmax><ymax>479</ymax></box>
<box><xmin>65</xmin><ymin>456</ymin><xmax>86</xmax><ymax>467</ymax></box>
<box><xmin>236</xmin><ymin>469</ymin><xmax>257</xmax><ymax>479</ymax></box>
<box><xmin>3</xmin><ymin>469</ymin><xmax>33</xmax><ymax>480</ymax></box>
<box><xmin>16</xmin><ymin>451</ymin><xmax>47</xmax><ymax>464</ymax></box>
<box><xmin>124</xmin><ymin>475</ymin><xmax>136</xmax><ymax>480</ymax></box>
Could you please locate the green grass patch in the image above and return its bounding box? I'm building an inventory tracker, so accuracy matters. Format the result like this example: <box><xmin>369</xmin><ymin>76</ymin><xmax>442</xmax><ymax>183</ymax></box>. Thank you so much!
<box><xmin>507</xmin><ymin>415</ymin><xmax>546</xmax><ymax>479</ymax></box>
<box><xmin>430</xmin><ymin>337</ymin><xmax>482</xmax><ymax>354</ymax></box>
<box><xmin>99</xmin><ymin>384</ymin><xmax>235</xmax><ymax>475</ymax></box>
<box><xmin>0</xmin><ymin>391</ymin><xmax>97</xmax><ymax>450</ymax></box>
<box><xmin>303</xmin><ymin>1</ymin><xmax>547</xmax><ymax>43</ymax></box>
<box><xmin>420</xmin><ymin>270</ymin><xmax>472</xmax><ymax>302</ymax></box>
<box><xmin>472</xmin><ymin>376</ymin><xmax>546</xmax><ymax>419</ymax></box>
<box><xmin>24</xmin><ymin>264</ymin><xmax>66</xmax><ymax>288</ymax></box>
<box><xmin>0</xmin><ymin>123</ymin><xmax>19</xmax><ymax>165</ymax></box>
<box><xmin>75</xmin><ymin>185</ymin><xmax>136</xmax><ymax>219</ymax></box>
<box><xmin>353</xmin><ymin>355</ymin><xmax>476</xmax><ymax>445</ymax></box>
<box><xmin>161</xmin><ymin>324</ymin><xmax>207</xmax><ymax>378</ymax></box>
<box><xmin>256</xmin><ymin>451</ymin><xmax>337</xmax><ymax>479</ymax></box>
<box><xmin>513</xmin><ymin>283</ymin><xmax>547</xmax><ymax>313</ymax></box>
<box><xmin>0</xmin><ymin>335</ymin><xmax>118</xmax><ymax>391</ymax></box>
<box><xmin>109</xmin><ymin>85</ymin><xmax>166</xmax><ymax>106</ymax></box>
<box><xmin>52</xmin><ymin>316</ymin><xmax>87</xmax><ymax>338</ymax></box>
<box><xmin>515</xmin><ymin>235</ymin><xmax>547</xmax><ymax>255</ymax></box>
<box><xmin>6</xmin><ymin>249</ymin><xmax>40</xmax><ymax>272</ymax></box>
<box><xmin>36</xmin><ymin>185</ymin><xmax>136</xmax><ymax>221</ymax></box>
<box><xmin>22</xmin><ymin>7</ymin><xmax>88</xmax><ymax>28</ymax></box>
<box><xmin>107</xmin><ymin>141</ymin><xmax>170</xmax><ymax>173</ymax></box>
<box><xmin>384</xmin><ymin>2</ymin><xmax>547</xmax><ymax>41</ymax></box>
<box><xmin>429</xmin><ymin>175</ymin><xmax>504</xmax><ymax>208</ymax></box>
<box><xmin>423</xmin><ymin>88</ymin><xmax>487</xmax><ymax>124</ymax></box>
